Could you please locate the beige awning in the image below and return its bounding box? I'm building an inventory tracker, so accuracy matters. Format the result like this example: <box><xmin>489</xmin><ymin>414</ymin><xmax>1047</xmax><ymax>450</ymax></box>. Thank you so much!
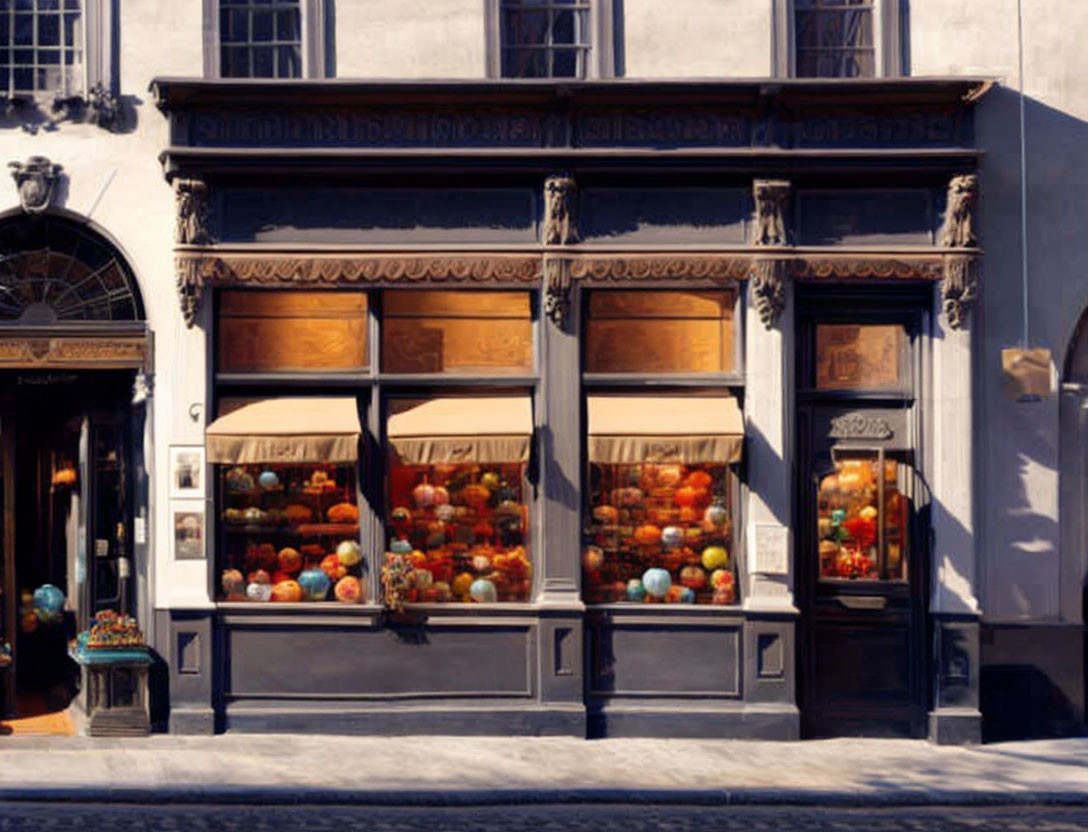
<box><xmin>206</xmin><ymin>398</ymin><xmax>361</xmax><ymax>464</ymax></box>
<box><xmin>587</xmin><ymin>395</ymin><xmax>743</xmax><ymax>464</ymax></box>
<box><xmin>387</xmin><ymin>397</ymin><xmax>533</xmax><ymax>465</ymax></box>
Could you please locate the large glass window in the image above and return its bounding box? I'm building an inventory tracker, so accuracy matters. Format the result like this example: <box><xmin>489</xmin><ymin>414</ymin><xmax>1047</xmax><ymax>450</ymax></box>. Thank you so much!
<box><xmin>815</xmin><ymin>323</ymin><xmax>906</xmax><ymax>391</ymax></box>
<box><xmin>500</xmin><ymin>0</ymin><xmax>591</xmax><ymax>79</ymax></box>
<box><xmin>219</xmin><ymin>0</ymin><xmax>302</xmax><ymax>78</ymax></box>
<box><xmin>794</xmin><ymin>0</ymin><xmax>875</xmax><ymax>78</ymax></box>
<box><xmin>0</xmin><ymin>0</ymin><xmax>84</xmax><ymax>98</ymax></box>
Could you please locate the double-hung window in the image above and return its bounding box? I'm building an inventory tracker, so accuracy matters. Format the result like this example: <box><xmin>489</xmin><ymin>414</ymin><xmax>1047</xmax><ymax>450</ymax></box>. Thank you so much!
<box><xmin>488</xmin><ymin>0</ymin><xmax>615</xmax><ymax>79</ymax></box>
<box><xmin>205</xmin><ymin>0</ymin><xmax>328</xmax><ymax>79</ymax></box>
<box><xmin>775</xmin><ymin>0</ymin><xmax>904</xmax><ymax>78</ymax></box>
<box><xmin>0</xmin><ymin>0</ymin><xmax>87</xmax><ymax>100</ymax></box>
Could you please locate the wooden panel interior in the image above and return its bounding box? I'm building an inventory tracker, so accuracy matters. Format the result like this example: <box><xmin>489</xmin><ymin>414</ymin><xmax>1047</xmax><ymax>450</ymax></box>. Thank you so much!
<box><xmin>218</xmin><ymin>291</ymin><xmax>368</xmax><ymax>373</ymax></box>
<box><xmin>815</xmin><ymin>324</ymin><xmax>904</xmax><ymax>391</ymax></box>
<box><xmin>382</xmin><ymin>291</ymin><xmax>533</xmax><ymax>374</ymax></box>
<box><xmin>586</xmin><ymin>290</ymin><xmax>735</xmax><ymax>374</ymax></box>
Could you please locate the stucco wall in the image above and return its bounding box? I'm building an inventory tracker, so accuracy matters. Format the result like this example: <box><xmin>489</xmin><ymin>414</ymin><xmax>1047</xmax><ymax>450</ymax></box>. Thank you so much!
<box><xmin>622</xmin><ymin>0</ymin><xmax>772</xmax><ymax>78</ymax></box>
<box><xmin>913</xmin><ymin>0</ymin><xmax>1088</xmax><ymax>623</ymax></box>
<box><xmin>334</xmin><ymin>0</ymin><xmax>486</xmax><ymax>78</ymax></box>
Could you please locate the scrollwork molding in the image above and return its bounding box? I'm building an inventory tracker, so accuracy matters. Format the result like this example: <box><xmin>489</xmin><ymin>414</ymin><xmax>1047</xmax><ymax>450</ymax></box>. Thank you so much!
<box><xmin>568</xmin><ymin>255</ymin><xmax>750</xmax><ymax>283</ymax></box>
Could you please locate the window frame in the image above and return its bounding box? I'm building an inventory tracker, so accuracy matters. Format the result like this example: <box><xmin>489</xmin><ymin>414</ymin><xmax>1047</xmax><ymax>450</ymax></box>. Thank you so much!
<box><xmin>485</xmin><ymin>0</ymin><xmax>615</xmax><ymax>80</ymax></box>
<box><xmin>773</xmin><ymin>0</ymin><xmax>904</xmax><ymax>79</ymax></box>
<box><xmin>0</xmin><ymin>0</ymin><xmax>113</xmax><ymax>103</ymax></box>
<box><xmin>203</xmin><ymin>0</ymin><xmax>328</xmax><ymax>80</ymax></box>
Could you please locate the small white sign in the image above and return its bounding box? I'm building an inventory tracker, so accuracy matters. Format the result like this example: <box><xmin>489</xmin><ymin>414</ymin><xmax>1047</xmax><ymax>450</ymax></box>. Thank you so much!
<box><xmin>95</xmin><ymin>538</ymin><xmax>109</xmax><ymax>558</ymax></box>
<box><xmin>118</xmin><ymin>557</ymin><xmax>131</xmax><ymax>579</ymax></box>
<box><xmin>753</xmin><ymin>524</ymin><xmax>790</xmax><ymax>575</ymax></box>
<box><xmin>134</xmin><ymin>516</ymin><xmax>147</xmax><ymax>546</ymax></box>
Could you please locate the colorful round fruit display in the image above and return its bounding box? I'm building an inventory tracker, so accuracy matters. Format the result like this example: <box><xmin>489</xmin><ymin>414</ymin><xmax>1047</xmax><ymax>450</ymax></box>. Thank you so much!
<box><xmin>257</xmin><ymin>470</ymin><xmax>280</xmax><ymax>490</ymax></box>
<box><xmin>246</xmin><ymin>582</ymin><xmax>273</xmax><ymax>602</ymax></box>
<box><xmin>710</xmin><ymin>569</ymin><xmax>734</xmax><ymax>590</ymax></box>
<box><xmin>634</xmin><ymin>524</ymin><xmax>663</xmax><ymax>546</ymax></box>
<box><xmin>469</xmin><ymin>578</ymin><xmax>498</xmax><ymax>603</ymax></box>
<box><xmin>390</xmin><ymin>538</ymin><xmax>412</xmax><ymax>555</ymax></box>
<box><xmin>270</xmin><ymin>580</ymin><xmax>302</xmax><ymax>603</ymax></box>
<box><xmin>221</xmin><ymin>569</ymin><xmax>245</xmax><ymax>598</ymax></box>
<box><xmin>641</xmin><ymin>567</ymin><xmax>672</xmax><ymax>598</ymax></box>
<box><xmin>336</xmin><ymin>540</ymin><xmax>362</xmax><ymax>567</ymax></box>
<box><xmin>320</xmin><ymin>554</ymin><xmax>347</xmax><ymax>582</ymax></box>
<box><xmin>480</xmin><ymin>471</ymin><xmax>501</xmax><ymax>491</ymax></box>
<box><xmin>452</xmin><ymin>572</ymin><xmax>474</xmax><ymax>599</ymax></box>
<box><xmin>679</xmin><ymin>587</ymin><xmax>696</xmax><ymax>603</ymax></box>
<box><xmin>391</xmin><ymin>506</ymin><xmax>412</xmax><ymax>525</ymax></box>
<box><xmin>278</xmin><ymin>547</ymin><xmax>302</xmax><ymax>574</ymax></box>
<box><xmin>412</xmin><ymin>481</ymin><xmax>437</xmax><ymax>507</ymax></box>
<box><xmin>626</xmin><ymin>579</ymin><xmax>647</xmax><ymax>602</ymax></box>
<box><xmin>701</xmin><ymin>545</ymin><xmax>729</xmax><ymax>571</ymax></box>
<box><xmin>414</xmin><ymin>568</ymin><xmax>434</xmax><ymax>589</ymax></box>
<box><xmin>582</xmin><ymin>545</ymin><xmax>605</xmax><ymax>571</ymax></box>
<box><xmin>592</xmin><ymin>505</ymin><xmax>619</xmax><ymax>524</ymax></box>
<box><xmin>704</xmin><ymin>502</ymin><xmax>729</xmax><ymax>528</ymax></box>
<box><xmin>334</xmin><ymin>575</ymin><xmax>363</xmax><ymax>604</ymax></box>
<box><xmin>679</xmin><ymin>565</ymin><xmax>707</xmax><ymax>590</ymax></box>
<box><xmin>247</xmin><ymin>569</ymin><xmax>271</xmax><ymax>586</ymax></box>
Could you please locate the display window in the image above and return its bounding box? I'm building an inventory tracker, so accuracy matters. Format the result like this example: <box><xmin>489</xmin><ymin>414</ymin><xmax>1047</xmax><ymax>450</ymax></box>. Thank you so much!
<box><xmin>814</xmin><ymin>323</ymin><xmax>907</xmax><ymax>391</ymax></box>
<box><xmin>816</xmin><ymin>449</ymin><xmax>908</xmax><ymax>582</ymax></box>
<box><xmin>384</xmin><ymin>396</ymin><xmax>534</xmax><ymax>604</ymax></box>
<box><xmin>206</xmin><ymin>397</ymin><xmax>365</xmax><ymax>604</ymax></box>
<box><xmin>583</xmin><ymin>462</ymin><xmax>735</xmax><ymax>605</ymax></box>
<box><xmin>582</xmin><ymin>395</ymin><xmax>744</xmax><ymax>606</ymax></box>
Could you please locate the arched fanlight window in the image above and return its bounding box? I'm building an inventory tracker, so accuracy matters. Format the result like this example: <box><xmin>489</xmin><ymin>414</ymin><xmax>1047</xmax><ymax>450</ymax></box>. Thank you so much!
<box><xmin>0</xmin><ymin>215</ymin><xmax>143</xmax><ymax>324</ymax></box>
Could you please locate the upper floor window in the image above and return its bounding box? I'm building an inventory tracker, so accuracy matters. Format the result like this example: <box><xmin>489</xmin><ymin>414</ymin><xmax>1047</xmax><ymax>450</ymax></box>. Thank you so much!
<box><xmin>795</xmin><ymin>0</ymin><xmax>874</xmax><ymax>78</ymax></box>
<box><xmin>775</xmin><ymin>0</ymin><xmax>904</xmax><ymax>78</ymax></box>
<box><xmin>0</xmin><ymin>0</ymin><xmax>84</xmax><ymax>98</ymax></box>
<box><xmin>488</xmin><ymin>0</ymin><xmax>615</xmax><ymax>79</ymax></box>
<box><xmin>205</xmin><ymin>0</ymin><xmax>328</xmax><ymax>79</ymax></box>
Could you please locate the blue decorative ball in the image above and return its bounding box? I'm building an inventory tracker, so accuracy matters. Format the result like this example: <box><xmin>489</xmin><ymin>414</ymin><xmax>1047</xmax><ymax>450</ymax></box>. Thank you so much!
<box><xmin>390</xmin><ymin>538</ymin><xmax>413</xmax><ymax>555</ymax></box>
<box><xmin>625</xmin><ymin>579</ymin><xmax>647</xmax><ymax>602</ymax></box>
<box><xmin>297</xmin><ymin>569</ymin><xmax>331</xmax><ymax>601</ymax></box>
<box><xmin>661</xmin><ymin>526</ymin><xmax>684</xmax><ymax>549</ymax></box>
<box><xmin>469</xmin><ymin>579</ymin><xmax>497</xmax><ymax>603</ymax></box>
<box><xmin>641</xmin><ymin>568</ymin><xmax>672</xmax><ymax>599</ymax></box>
<box><xmin>257</xmin><ymin>470</ymin><xmax>280</xmax><ymax>490</ymax></box>
<box><xmin>679</xmin><ymin>587</ymin><xmax>696</xmax><ymax>604</ymax></box>
<box><xmin>32</xmin><ymin>584</ymin><xmax>65</xmax><ymax>616</ymax></box>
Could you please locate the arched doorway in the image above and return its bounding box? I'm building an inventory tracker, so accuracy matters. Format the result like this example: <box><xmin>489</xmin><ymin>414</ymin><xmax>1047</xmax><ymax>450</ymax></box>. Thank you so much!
<box><xmin>0</xmin><ymin>213</ymin><xmax>147</xmax><ymax>732</ymax></box>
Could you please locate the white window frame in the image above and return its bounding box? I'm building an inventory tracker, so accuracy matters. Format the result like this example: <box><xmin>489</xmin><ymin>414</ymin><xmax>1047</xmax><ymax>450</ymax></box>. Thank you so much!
<box><xmin>773</xmin><ymin>0</ymin><xmax>904</xmax><ymax>79</ymax></box>
<box><xmin>203</xmin><ymin>0</ymin><xmax>328</xmax><ymax>79</ymax></box>
<box><xmin>0</xmin><ymin>0</ymin><xmax>112</xmax><ymax>103</ymax></box>
<box><xmin>485</xmin><ymin>0</ymin><xmax>615</xmax><ymax>80</ymax></box>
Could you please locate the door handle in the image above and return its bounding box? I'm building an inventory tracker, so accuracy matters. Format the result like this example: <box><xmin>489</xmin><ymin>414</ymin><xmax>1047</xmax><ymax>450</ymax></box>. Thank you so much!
<box><xmin>835</xmin><ymin>595</ymin><xmax>887</xmax><ymax>611</ymax></box>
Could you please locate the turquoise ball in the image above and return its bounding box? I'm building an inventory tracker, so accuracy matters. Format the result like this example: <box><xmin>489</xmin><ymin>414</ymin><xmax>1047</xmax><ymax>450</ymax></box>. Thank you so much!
<box><xmin>641</xmin><ymin>568</ymin><xmax>672</xmax><ymax>599</ymax></box>
<box><xmin>297</xmin><ymin>569</ymin><xmax>331</xmax><ymax>601</ymax></box>
<box><xmin>625</xmin><ymin>579</ymin><xmax>647</xmax><ymax>602</ymax></box>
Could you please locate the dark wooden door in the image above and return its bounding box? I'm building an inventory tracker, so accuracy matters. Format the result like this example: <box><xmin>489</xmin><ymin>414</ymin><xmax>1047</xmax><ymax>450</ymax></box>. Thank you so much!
<box><xmin>796</xmin><ymin>295</ymin><xmax>929</xmax><ymax>738</ymax></box>
<box><xmin>1</xmin><ymin>407</ymin><xmax>15</xmax><ymax>716</ymax></box>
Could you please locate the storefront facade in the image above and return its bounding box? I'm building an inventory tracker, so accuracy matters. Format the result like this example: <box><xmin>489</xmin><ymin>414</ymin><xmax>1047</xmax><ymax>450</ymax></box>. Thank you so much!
<box><xmin>151</xmin><ymin>77</ymin><xmax>987</xmax><ymax>741</ymax></box>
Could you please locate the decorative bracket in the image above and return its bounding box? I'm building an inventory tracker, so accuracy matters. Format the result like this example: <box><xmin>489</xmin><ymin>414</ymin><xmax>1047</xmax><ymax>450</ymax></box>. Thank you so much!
<box><xmin>9</xmin><ymin>155</ymin><xmax>61</xmax><ymax>215</ymax></box>
<box><xmin>749</xmin><ymin>257</ymin><xmax>789</xmax><ymax>329</ymax></box>
<box><xmin>544</xmin><ymin>173</ymin><xmax>578</xmax><ymax>246</ymax></box>
<box><xmin>176</xmin><ymin>256</ymin><xmax>204</xmax><ymax>329</ymax></box>
<box><xmin>752</xmin><ymin>179</ymin><xmax>791</xmax><ymax>246</ymax></box>
<box><xmin>543</xmin><ymin>257</ymin><xmax>573</xmax><ymax>330</ymax></box>
<box><xmin>942</xmin><ymin>254</ymin><xmax>979</xmax><ymax>331</ymax></box>
<box><xmin>939</xmin><ymin>173</ymin><xmax>978</xmax><ymax>248</ymax></box>
<box><xmin>175</xmin><ymin>178</ymin><xmax>213</xmax><ymax>245</ymax></box>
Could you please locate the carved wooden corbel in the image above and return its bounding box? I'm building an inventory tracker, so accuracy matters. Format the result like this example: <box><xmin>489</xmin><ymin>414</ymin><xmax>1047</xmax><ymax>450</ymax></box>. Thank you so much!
<box><xmin>752</xmin><ymin>179</ymin><xmax>791</xmax><ymax>246</ymax></box>
<box><xmin>543</xmin><ymin>256</ymin><xmax>572</xmax><ymax>330</ymax></box>
<box><xmin>942</xmin><ymin>254</ymin><xmax>978</xmax><ymax>331</ymax></box>
<box><xmin>176</xmin><ymin>256</ymin><xmax>204</xmax><ymax>329</ymax></box>
<box><xmin>749</xmin><ymin>257</ymin><xmax>789</xmax><ymax>329</ymax></box>
<box><xmin>544</xmin><ymin>173</ymin><xmax>578</xmax><ymax>245</ymax></box>
<box><xmin>175</xmin><ymin>178</ymin><xmax>213</xmax><ymax>245</ymax></box>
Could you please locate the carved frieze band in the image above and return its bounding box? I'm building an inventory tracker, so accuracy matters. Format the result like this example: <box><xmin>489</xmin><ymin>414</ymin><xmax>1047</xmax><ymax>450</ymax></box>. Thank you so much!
<box><xmin>568</xmin><ymin>255</ymin><xmax>750</xmax><ymax>283</ymax></box>
<box><xmin>790</xmin><ymin>257</ymin><xmax>945</xmax><ymax>281</ymax></box>
<box><xmin>829</xmin><ymin>413</ymin><xmax>894</xmax><ymax>440</ymax></box>
<box><xmin>0</xmin><ymin>337</ymin><xmax>147</xmax><ymax>368</ymax></box>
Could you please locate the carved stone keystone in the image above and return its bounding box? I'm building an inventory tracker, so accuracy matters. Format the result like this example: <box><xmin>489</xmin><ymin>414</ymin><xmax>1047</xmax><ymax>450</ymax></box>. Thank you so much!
<box><xmin>939</xmin><ymin>173</ymin><xmax>978</xmax><ymax>248</ymax></box>
<box><xmin>9</xmin><ymin>156</ymin><xmax>62</xmax><ymax>215</ymax></box>
<box><xmin>750</xmin><ymin>257</ymin><xmax>789</xmax><ymax>329</ymax></box>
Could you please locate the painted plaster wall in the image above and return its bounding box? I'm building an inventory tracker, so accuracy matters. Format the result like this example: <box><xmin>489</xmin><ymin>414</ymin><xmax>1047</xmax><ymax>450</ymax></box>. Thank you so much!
<box><xmin>912</xmin><ymin>0</ymin><xmax>1088</xmax><ymax>623</ymax></box>
<box><xmin>334</xmin><ymin>0</ymin><xmax>486</xmax><ymax>78</ymax></box>
<box><xmin>622</xmin><ymin>0</ymin><xmax>772</xmax><ymax>78</ymax></box>
<box><xmin>0</xmin><ymin>1</ymin><xmax>207</xmax><ymax>625</ymax></box>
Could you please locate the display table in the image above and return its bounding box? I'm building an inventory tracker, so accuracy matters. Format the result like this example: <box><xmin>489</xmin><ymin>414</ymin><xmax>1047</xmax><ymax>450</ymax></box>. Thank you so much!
<box><xmin>68</xmin><ymin>642</ymin><xmax>152</xmax><ymax>737</ymax></box>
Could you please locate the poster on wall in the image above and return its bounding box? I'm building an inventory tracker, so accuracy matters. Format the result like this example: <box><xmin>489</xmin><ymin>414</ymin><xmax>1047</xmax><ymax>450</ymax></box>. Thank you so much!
<box><xmin>173</xmin><ymin>505</ymin><xmax>206</xmax><ymax>561</ymax></box>
<box><xmin>170</xmin><ymin>446</ymin><xmax>205</xmax><ymax>499</ymax></box>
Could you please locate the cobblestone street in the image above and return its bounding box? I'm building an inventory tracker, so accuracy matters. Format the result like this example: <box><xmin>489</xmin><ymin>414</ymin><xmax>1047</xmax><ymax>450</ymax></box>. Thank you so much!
<box><xmin>3</xmin><ymin>804</ymin><xmax>1088</xmax><ymax>832</ymax></box>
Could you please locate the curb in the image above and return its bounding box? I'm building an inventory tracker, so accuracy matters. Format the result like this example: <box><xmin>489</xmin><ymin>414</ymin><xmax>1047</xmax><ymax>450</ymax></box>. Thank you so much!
<box><xmin>2</xmin><ymin>788</ymin><xmax>1088</xmax><ymax>807</ymax></box>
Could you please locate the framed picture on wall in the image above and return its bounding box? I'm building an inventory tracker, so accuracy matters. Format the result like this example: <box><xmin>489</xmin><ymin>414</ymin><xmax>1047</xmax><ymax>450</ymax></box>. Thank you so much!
<box><xmin>172</xmin><ymin>504</ymin><xmax>206</xmax><ymax>561</ymax></box>
<box><xmin>170</xmin><ymin>445</ymin><xmax>205</xmax><ymax>499</ymax></box>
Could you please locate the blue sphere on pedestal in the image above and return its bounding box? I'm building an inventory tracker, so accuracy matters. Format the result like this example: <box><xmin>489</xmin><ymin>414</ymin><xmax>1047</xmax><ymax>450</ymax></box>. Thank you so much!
<box><xmin>641</xmin><ymin>568</ymin><xmax>671</xmax><ymax>599</ymax></box>
<box><xmin>32</xmin><ymin>584</ymin><xmax>65</xmax><ymax>618</ymax></box>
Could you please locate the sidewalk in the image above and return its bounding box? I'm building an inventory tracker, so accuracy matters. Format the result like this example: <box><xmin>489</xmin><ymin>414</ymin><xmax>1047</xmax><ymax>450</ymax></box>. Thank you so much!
<box><xmin>1</xmin><ymin>734</ymin><xmax>1088</xmax><ymax>806</ymax></box>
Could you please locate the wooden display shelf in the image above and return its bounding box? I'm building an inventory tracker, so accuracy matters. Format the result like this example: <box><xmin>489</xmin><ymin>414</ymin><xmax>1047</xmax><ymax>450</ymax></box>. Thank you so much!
<box><xmin>223</xmin><ymin>523</ymin><xmax>360</xmax><ymax>536</ymax></box>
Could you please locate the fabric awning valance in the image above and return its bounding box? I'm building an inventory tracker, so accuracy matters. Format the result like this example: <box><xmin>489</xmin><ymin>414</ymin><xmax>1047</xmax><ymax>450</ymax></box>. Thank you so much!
<box><xmin>387</xmin><ymin>397</ymin><xmax>533</xmax><ymax>465</ymax></box>
<box><xmin>206</xmin><ymin>397</ymin><xmax>361</xmax><ymax>464</ymax></box>
<box><xmin>587</xmin><ymin>395</ymin><xmax>744</xmax><ymax>464</ymax></box>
